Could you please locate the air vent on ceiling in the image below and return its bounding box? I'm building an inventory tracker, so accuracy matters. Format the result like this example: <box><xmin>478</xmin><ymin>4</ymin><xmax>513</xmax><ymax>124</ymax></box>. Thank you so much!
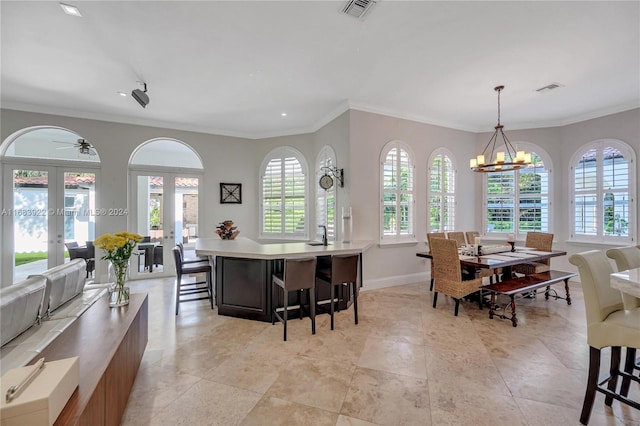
<box><xmin>341</xmin><ymin>0</ymin><xmax>377</xmax><ymax>20</ymax></box>
<box><xmin>535</xmin><ymin>82</ymin><xmax>565</xmax><ymax>93</ymax></box>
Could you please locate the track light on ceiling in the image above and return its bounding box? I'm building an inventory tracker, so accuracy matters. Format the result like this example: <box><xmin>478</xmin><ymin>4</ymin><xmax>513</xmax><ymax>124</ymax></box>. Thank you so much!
<box><xmin>470</xmin><ymin>85</ymin><xmax>532</xmax><ymax>173</ymax></box>
<box><xmin>131</xmin><ymin>82</ymin><xmax>149</xmax><ymax>108</ymax></box>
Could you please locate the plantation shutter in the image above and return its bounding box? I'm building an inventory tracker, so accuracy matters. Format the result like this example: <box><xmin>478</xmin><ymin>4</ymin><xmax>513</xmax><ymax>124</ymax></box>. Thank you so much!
<box><xmin>262</xmin><ymin>152</ymin><xmax>307</xmax><ymax>238</ymax></box>
<box><xmin>429</xmin><ymin>153</ymin><xmax>455</xmax><ymax>232</ymax></box>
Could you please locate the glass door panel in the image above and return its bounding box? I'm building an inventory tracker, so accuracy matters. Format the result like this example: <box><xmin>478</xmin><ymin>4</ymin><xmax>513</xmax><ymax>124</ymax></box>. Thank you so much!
<box><xmin>63</xmin><ymin>172</ymin><xmax>96</xmax><ymax>246</ymax></box>
<box><xmin>175</xmin><ymin>176</ymin><xmax>199</xmax><ymax>254</ymax></box>
<box><xmin>133</xmin><ymin>175</ymin><xmax>164</xmax><ymax>275</ymax></box>
<box><xmin>131</xmin><ymin>172</ymin><xmax>200</xmax><ymax>278</ymax></box>
<box><xmin>12</xmin><ymin>169</ymin><xmax>50</xmax><ymax>281</ymax></box>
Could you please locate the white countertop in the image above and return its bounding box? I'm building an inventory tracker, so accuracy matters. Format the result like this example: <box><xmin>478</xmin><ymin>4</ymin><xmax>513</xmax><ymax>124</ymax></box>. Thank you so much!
<box><xmin>196</xmin><ymin>237</ymin><xmax>374</xmax><ymax>260</ymax></box>
<box><xmin>610</xmin><ymin>267</ymin><xmax>640</xmax><ymax>298</ymax></box>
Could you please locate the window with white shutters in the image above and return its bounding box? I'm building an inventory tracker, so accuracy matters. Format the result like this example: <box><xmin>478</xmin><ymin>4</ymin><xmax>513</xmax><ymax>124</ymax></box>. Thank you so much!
<box><xmin>571</xmin><ymin>140</ymin><xmax>635</xmax><ymax>243</ymax></box>
<box><xmin>484</xmin><ymin>146</ymin><xmax>550</xmax><ymax>237</ymax></box>
<box><xmin>428</xmin><ymin>149</ymin><xmax>456</xmax><ymax>232</ymax></box>
<box><xmin>316</xmin><ymin>146</ymin><xmax>336</xmax><ymax>241</ymax></box>
<box><xmin>380</xmin><ymin>141</ymin><xmax>415</xmax><ymax>242</ymax></box>
<box><xmin>260</xmin><ymin>147</ymin><xmax>308</xmax><ymax>239</ymax></box>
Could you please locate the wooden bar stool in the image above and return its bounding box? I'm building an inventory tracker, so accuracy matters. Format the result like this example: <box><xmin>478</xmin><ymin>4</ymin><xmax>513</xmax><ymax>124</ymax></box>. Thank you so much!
<box><xmin>316</xmin><ymin>254</ymin><xmax>359</xmax><ymax>330</ymax></box>
<box><xmin>271</xmin><ymin>257</ymin><xmax>317</xmax><ymax>341</ymax></box>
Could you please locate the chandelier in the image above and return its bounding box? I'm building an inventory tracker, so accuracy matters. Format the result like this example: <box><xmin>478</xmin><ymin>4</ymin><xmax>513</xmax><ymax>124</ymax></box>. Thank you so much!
<box><xmin>470</xmin><ymin>85</ymin><xmax>532</xmax><ymax>172</ymax></box>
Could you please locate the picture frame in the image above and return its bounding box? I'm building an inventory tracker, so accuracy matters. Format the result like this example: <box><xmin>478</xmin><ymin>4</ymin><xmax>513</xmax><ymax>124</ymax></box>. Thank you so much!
<box><xmin>220</xmin><ymin>183</ymin><xmax>242</xmax><ymax>204</ymax></box>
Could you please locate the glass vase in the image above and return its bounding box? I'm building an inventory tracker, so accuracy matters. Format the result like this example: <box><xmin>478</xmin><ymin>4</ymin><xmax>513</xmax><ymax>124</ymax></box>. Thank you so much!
<box><xmin>108</xmin><ymin>259</ymin><xmax>130</xmax><ymax>307</ymax></box>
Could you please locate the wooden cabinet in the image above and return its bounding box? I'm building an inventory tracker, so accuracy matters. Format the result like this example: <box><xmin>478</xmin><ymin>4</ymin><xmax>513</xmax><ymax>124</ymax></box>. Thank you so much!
<box><xmin>25</xmin><ymin>293</ymin><xmax>148</xmax><ymax>425</ymax></box>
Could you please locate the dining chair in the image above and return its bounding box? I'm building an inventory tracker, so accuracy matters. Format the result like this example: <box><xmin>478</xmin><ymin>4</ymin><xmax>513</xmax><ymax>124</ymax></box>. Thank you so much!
<box><xmin>315</xmin><ymin>253</ymin><xmax>359</xmax><ymax>330</ymax></box>
<box><xmin>272</xmin><ymin>257</ymin><xmax>317</xmax><ymax>341</ymax></box>
<box><xmin>465</xmin><ymin>231</ymin><xmax>480</xmax><ymax>246</ymax></box>
<box><xmin>152</xmin><ymin>245</ymin><xmax>164</xmax><ymax>270</ymax></box>
<box><xmin>512</xmin><ymin>232</ymin><xmax>554</xmax><ymax>276</ymax></box>
<box><xmin>431</xmin><ymin>238</ymin><xmax>483</xmax><ymax>316</ymax></box>
<box><xmin>446</xmin><ymin>231</ymin><xmax>466</xmax><ymax>247</ymax></box>
<box><xmin>172</xmin><ymin>246</ymin><xmax>213</xmax><ymax>315</ymax></box>
<box><xmin>84</xmin><ymin>241</ymin><xmax>95</xmax><ymax>278</ymax></box>
<box><xmin>606</xmin><ymin>245</ymin><xmax>640</xmax><ymax>310</ymax></box>
<box><xmin>568</xmin><ymin>250</ymin><xmax>640</xmax><ymax>425</ymax></box>
<box><xmin>65</xmin><ymin>241</ymin><xmax>94</xmax><ymax>278</ymax></box>
<box><xmin>455</xmin><ymin>231</ymin><xmax>495</xmax><ymax>284</ymax></box>
<box><xmin>426</xmin><ymin>232</ymin><xmax>446</xmax><ymax>291</ymax></box>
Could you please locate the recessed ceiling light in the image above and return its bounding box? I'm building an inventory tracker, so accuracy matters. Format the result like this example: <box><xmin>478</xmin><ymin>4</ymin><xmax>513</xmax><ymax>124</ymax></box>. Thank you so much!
<box><xmin>59</xmin><ymin>3</ymin><xmax>82</xmax><ymax>17</ymax></box>
<box><xmin>281</xmin><ymin>112</ymin><xmax>287</xmax><ymax>117</ymax></box>
<box><xmin>117</xmin><ymin>92</ymin><xmax>127</xmax><ymax>97</ymax></box>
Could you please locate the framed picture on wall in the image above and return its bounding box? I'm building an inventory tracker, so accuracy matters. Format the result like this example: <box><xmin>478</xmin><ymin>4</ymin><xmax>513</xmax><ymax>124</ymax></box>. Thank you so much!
<box><xmin>220</xmin><ymin>183</ymin><xmax>242</xmax><ymax>204</ymax></box>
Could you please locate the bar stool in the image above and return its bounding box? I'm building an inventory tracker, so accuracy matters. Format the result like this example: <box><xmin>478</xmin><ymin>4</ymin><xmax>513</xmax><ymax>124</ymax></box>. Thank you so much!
<box><xmin>177</xmin><ymin>242</ymin><xmax>208</xmax><ymax>264</ymax></box>
<box><xmin>172</xmin><ymin>246</ymin><xmax>213</xmax><ymax>315</ymax></box>
<box><xmin>568</xmin><ymin>250</ymin><xmax>640</xmax><ymax>424</ymax></box>
<box><xmin>315</xmin><ymin>254</ymin><xmax>359</xmax><ymax>330</ymax></box>
<box><xmin>272</xmin><ymin>257</ymin><xmax>317</xmax><ymax>341</ymax></box>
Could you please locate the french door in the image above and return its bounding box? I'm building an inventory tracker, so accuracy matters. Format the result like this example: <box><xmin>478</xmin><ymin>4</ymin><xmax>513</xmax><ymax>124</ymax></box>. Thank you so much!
<box><xmin>2</xmin><ymin>163</ymin><xmax>97</xmax><ymax>284</ymax></box>
<box><xmin>129</xmin><ymin>170</ymin><xmax>200</xmax><ymax>279</ymax></box>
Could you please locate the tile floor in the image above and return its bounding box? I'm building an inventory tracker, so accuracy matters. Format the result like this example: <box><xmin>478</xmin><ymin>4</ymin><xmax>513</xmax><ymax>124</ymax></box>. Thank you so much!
<box><xmin>121</xmin><ymin>277</ymin><xmax>640</xmax><ymax>426</ymax></box>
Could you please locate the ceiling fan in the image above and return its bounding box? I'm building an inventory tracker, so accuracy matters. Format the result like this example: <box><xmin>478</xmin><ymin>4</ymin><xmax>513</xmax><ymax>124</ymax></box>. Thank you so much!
<box><xmin>53</xmin><ymin>138</ymin><xmax>97</xmax><ymax>156</ymax></box>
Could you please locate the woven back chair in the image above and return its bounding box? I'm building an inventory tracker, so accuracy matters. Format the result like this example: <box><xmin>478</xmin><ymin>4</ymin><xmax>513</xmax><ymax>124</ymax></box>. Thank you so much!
<box><xmin>606</xmin><ymin>245</ymin><xmax>640</xmax><ymax>310</ymax></box>
<box><xmin>465</xmin><ymin>231</ymin><xmax>480</xmax><ymax>246</ymax></box>
<box><xmin>512</xmin><ymin>232</ymin><xmax>554</xmax><ymax>276</ymax></box>
<box><xmin>431</xmin><ymin>238</ymin><xmax>483</xmax><ymax>316</ymax></box>
<box><xmin>426</xmin><ymin>232</ymin><xmax>446</xmax><ymax>291</ymax></box>
<box><xmin>447</xmin><ymin>232</ymin><xmax>466</xmax><ymax>247</ymax></box>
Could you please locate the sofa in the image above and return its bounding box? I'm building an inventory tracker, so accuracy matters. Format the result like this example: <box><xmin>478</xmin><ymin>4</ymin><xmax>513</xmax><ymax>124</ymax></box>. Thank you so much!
<box><xmin>0</xmin><ymin>259</ymin><xmax>108</xmax><ymax>375</ymax></box>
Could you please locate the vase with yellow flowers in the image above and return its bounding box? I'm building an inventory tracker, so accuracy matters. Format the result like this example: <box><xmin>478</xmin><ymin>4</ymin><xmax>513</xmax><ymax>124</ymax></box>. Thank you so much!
<box><xmin>94</xmin><ymin>231</ymin><xmax>143</xmax><ymax>307</ymax></box>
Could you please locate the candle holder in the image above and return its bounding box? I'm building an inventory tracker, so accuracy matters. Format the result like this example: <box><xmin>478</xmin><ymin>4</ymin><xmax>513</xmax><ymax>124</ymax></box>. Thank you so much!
<box><xmin>508</xmin><ymin>241</ymin><xmax>516</xmax><ymax>252</ymax></box>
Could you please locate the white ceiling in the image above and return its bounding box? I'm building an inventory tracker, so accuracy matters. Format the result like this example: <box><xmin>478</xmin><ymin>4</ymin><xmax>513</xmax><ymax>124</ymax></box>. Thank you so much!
<box><xmin>2</xmin><ymin>1</ymin><xmax>639</xmax><ymax>139</ymax></box>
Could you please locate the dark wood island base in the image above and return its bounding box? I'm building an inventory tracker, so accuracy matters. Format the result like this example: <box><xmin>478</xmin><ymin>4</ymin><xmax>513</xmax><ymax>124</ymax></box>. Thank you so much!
<box><xmin>215</xmin><ymin>256</ymin><xmax>355</xmax><ymax>322</ymax></box>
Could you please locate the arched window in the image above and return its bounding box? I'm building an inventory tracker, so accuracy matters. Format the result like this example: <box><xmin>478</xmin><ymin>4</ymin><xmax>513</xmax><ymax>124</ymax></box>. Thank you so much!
<box><xmin>316</xmin><ymin>146</ymin><xmax>337</xmax><ymax>241</ymax></box>
<box><xmin>1</xmin><ymin>126</ymin><xmax>100</xmax><ymax>283</ymax></box>
<box><xmin>570</xmin><ymin>139</ymin><xmax>636</xmax><ymax>244</ymax></box>
<box><xmin>484</xmin><ymin>143</ymin><xmax>551</xmax><ymax>237</ymax></box>
<box><xmin>428</xmin><ymin>149</ymin><xmax>456</xmax><ymax>232</ymax></box>
<box><xmin>380</xmin><ymin>141</ymin><xmax>415</xmax><ymax>242</ymax></box>
<box><xmin>260</xmin><ymin>147</ymin><xmax>308</xmax><ymax>240</ymax></box>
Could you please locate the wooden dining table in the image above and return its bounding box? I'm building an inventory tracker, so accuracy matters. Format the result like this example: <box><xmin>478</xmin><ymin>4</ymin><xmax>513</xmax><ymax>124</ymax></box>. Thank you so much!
<box><xmin>416</xmin><ymin>247</ymin><xmax>568</xmax><ymax>279</ymax></box>
<box><xmin>417</xmin><ymin>247</ymin><xmax>572</xmax><ymax>326</ymax></box>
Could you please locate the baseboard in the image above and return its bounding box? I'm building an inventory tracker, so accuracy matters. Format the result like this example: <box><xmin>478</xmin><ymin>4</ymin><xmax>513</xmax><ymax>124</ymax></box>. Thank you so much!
<box><xmin>362</xmin><ymin>272</ymin><xmax>429</xmax><ymax>292</ymax></box>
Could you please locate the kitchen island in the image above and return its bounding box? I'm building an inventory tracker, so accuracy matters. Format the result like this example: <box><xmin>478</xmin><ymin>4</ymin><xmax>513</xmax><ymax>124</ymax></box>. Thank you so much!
<box><xmin>196</xmin><ymin>238</ymin><xmax>374</xmax><ymax>322</ymax></box>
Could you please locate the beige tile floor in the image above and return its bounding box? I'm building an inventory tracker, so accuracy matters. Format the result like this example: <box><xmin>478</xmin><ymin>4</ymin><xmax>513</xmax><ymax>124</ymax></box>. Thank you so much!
<box><xmin>121</xmin><ymin>277</ymin><xmax>640</xmax><ymax>426</ymax></box>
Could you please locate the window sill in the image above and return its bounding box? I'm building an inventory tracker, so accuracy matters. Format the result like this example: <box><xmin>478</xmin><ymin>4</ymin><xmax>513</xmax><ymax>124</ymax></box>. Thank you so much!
<box><xmin>565</xmin><ymin>238</ymin><xmax>636</xmax><ymax>247</ymax></box>
<box><xmin>378</xmin><ymin>239</ymin><xmax>419</xmax><ymax>248</ymax></box>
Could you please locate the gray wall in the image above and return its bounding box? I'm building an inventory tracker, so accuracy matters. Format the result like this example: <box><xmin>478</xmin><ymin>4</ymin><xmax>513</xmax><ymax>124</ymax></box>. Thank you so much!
<box><xmin>2</xmin><ymin>107</ymin><xmax>638</xmax><ymax>286</ymax></box>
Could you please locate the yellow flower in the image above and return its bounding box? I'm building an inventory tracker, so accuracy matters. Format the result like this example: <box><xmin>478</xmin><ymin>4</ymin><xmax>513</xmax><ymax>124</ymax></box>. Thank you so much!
<box><xmin>95</xmin><ymin>232</ymin><xmax>143</xmax><ymax>263</ymax></box>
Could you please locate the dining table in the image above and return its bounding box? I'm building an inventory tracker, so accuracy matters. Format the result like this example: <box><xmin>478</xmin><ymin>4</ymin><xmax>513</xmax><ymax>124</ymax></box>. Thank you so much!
<box><xmin>610</xmin><ymin>267</ymin><xmax>640</xmax><ymax>298</ymax></box>
<box><xmin>417</xmin><ymin>246</ymin><xmax>572</xmax><ymax>326</ymax></box>
<box><xmin>416</xmin><ymin>246</ymin><xmax>568</xmax><ymax>279</ymax></box>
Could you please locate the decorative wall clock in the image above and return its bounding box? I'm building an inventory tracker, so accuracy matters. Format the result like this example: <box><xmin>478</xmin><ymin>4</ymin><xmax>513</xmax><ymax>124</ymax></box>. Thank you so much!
<box><xmin>220</xmin><ymin>183</ymin><xmax>242</xmax><ymax>204</ymax></box>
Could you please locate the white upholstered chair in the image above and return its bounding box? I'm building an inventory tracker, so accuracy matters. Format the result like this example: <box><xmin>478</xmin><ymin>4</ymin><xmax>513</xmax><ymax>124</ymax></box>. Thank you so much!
<box><xmin>569</xmin><ymin>250</ymin><xmax>640</xmax><ymax>424</ymax></box>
